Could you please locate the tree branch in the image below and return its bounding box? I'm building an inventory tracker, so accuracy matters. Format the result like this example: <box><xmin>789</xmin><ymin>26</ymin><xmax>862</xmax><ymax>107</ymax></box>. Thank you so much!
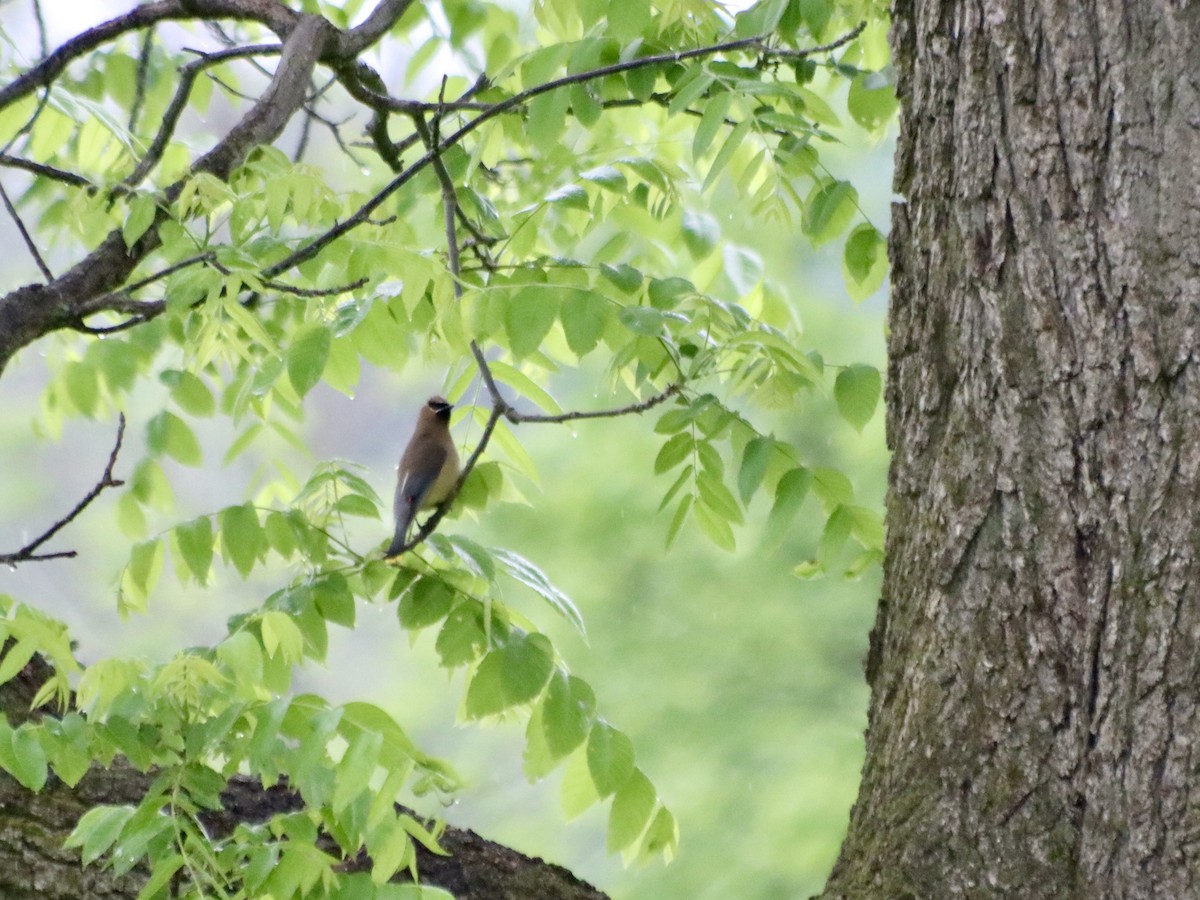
<box><xmin>0</xmin><ymin>0</ymin><xmax>300</xmax><ymax>113</ymax></box>
<box><xmin>0</xmin><ymin>181</ymin><xmax>52</xmax><ymax>281</ymax></box>
<box><xmin>0</xmin><ymin>14</ymin><xmax>333</xmax><ymax>375</ymax></box>
<box><xmin>0</xmin><ymin>414</ymin><xmax>125</xmax><ymax>566</ymax></box>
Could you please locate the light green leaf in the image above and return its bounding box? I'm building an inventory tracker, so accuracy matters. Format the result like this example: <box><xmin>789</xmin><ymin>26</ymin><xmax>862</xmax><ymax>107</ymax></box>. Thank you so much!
<box><xmin>122</xmin><ymin>194</ymin><xmax>157</xmax><ymax>249</ymax></box>
<box><xmin>494</xmin><ymin>548</ymin><xmax>587</xmax><ymax>637</ymax></box>
<box><xmin>703</xmin><ymin>117</ymin><xmax>753</xmax><ymax>191</ymax></box>
<box><xmin>843</xmin><ymin>224</ymin><xmax>888</xmax><ymax>301</ymax></box>
<box><xmin>542</xmin><ymin>672</ymin><xmax>596</xmax><ymax>760</ymax></box>
<box><xmin>765</xmin><ymin>467</ymin><xmax>812</xmax><ymax>550</ymax></box>
<box><xmin>66</xmin><ymin>804</ymin><xmax>135</xmax><ymax>866</ymax></box>
<box><xmin>174</xmin><ymin>516</ymin><xmax>213</xmax><ymax>585</ymax></box>
<box><xmin>599</xmin><ymin>263</ymin><xmax>643</xmax><ymax>294</ymax></box>
<box><xmin>220</xmin><ymin>504</ymin><xmax>265</xmax><ymax>578</ymax></box>
<box><xmin>398</xmin><ymin>577</ymin><xmax>454</xmax><ymax>631</ymax></box>
<box><xmin>587</xmin><ymin>722</ymin><xmax>634</xmax><ymax>797</ymax></box>
<box><xmin>692</xmin><ymin>91</ymin><xmax>733</xmax><ymax>160</ymax></box>
<box><xmin>499</xmin><ymin>631</ymin><xmax>555</xmax><ymax>707</ymax></box>
<box><xmin>835</xmin><ymin>363</ymin><xmax>882</xmax><ymax>431</ymax></box>
<box><xmin>287</xmin><ymin>323</ymin><xmax>332</xmax><ymax>398</ymax></box>
<box><xmin>607</xmin><ymin>768</ymin><xmax>655</xmax><ymax>853</ymax></box>
<box><xmin>738</xmin><ymin>436</ymin><xmax>774</xmax><ymax>504</ymax></box>
<box><xmin>559</xmin><ymin>289</ymin><xmax>611</xmax><ymax>357</ymax></box>
<box><xmin>505</xmin><ymin>286</ymin><xmax>560</xmax><ymax>358</ymax></box>
<box><xmin>802</xmin><ymin>180</ymin><xmax>858</xmax><ymax>246</ymax></box>
<box><xmin>146</xmin><ymin>411</ymin><xmax>202</xmax><ymax>466</ymax></box>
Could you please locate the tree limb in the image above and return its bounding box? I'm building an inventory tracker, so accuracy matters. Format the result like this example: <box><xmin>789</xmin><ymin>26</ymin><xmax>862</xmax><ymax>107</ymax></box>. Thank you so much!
<box><xmin>0</xmin><ymin>414</ymin><xmax>125</xmax><ymax>566</ymax></box>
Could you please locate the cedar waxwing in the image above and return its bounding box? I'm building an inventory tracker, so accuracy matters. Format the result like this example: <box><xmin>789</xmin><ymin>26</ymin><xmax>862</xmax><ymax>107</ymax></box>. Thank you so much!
<box><xmin>385</xmin><ymin>396</ymin><xmax>461</xmax><ymax>558</ymax></box>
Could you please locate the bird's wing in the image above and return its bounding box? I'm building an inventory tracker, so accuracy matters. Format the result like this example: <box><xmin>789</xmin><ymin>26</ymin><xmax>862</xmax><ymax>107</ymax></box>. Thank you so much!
<box><xmin>394</xmin><ymin>445</ymin><xmax>448</xmax><ymax>518</ymax></box>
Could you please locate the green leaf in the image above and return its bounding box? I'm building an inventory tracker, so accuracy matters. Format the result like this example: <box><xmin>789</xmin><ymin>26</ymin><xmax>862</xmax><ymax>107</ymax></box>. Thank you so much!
<box><xmin>848</xmin><ymin>70</ymin><xmax>898</xmax><ymax>132</ymax></box>
<box><xmin>174</xmin><ymin>516</ymin><xmax>214</xmax><ymax>585</ymax></box>
<box><xmin>398</xmin><ymin>578</ymin><xmax>454</xmax><ymax>631</ymax></box>
<box><xmin>436</xmin><ymin>605</ymin><xmax>486</xmax><ymax>668</ymax></box>
<box><xmin>146</xmin><ymin>411</ymin><xmax>202</xmax><ymax>466</ymax></box>
<box><xmin>599</xmin><ymin>263</ymin><xmax>643</xmax><ymax>293</ymax></box>
<box><xmin>545</xmin><ymin>183</ymin><xmax>589</xmax><ymax>210</ymax></box>
<box><xmin>542</xmin><ymin>672</ymin><xmax>596</xmax><ymax>759</ymax></box>
<box><xmin>681</xmin><ymin>210</ymin><xmax>720</xmax><ymax>258</ymax></box>
<box><xmin>527</xmin><ymin>88</ymin><xmax>570</xmax><ymax>145</ymax></box>
<box><xmin>834</xmin><ymin>364</ymin><xmax>882</xmax><ymax>431</ymax></box>
<box><xmin>647</xmin><ymin>277</ymin><xmax>693</xmax><ymax>310</ymax></box>
<box><xmin>560</xmin><ymin>290</ymin><xmax>611</xmax><ymax>356</ymax></box>
<box><xmin>220</xmin><ymin>504</ymin><xmax>265</xmax><ymax>578</ymax></box>
<box><xmin>738</xmin><ymin>436</ymin><xmax>774</xmax><ymax>504</ymax></box>
<box><xmin>843</xmin><ymin>223</ymin><xmax>888</xmax><ymax>301</ymax></box>
<box><xmin>703</xmin><ymin>117</ymin><xmax>752</xmax><ymax>191</ymax></box>
<box><xmin>505</xmin><ymin>286</ymin><xmax>560</xmax><ymax>358</ymax></box>
<box><xmin>260</xmin><ymin>610</ymin><xmax>305</xmax><ymax>662</ymax></box>
<box><xmin>607</xmin><ymin>0</ymin><xmax>651</xmax><ymax>42</ymax></box>
<box><xmin>638</xmin><ymin>806</ymin><xmax>680</xmax><ymax>863</ymax></box>
<box><xmin>618</xmin><ymin>306</ymin><xmax>664</xmax><ymax>335</ymax></box>
<box><xmin>655</xmin><ymin>433</ymin><xmax>692</xmax><ymax>474</ymax></box>
<box><xmin>120</xmin><ymin>539</ymin><xmax>164</xmax><ymax>613</ymax></box>
<box><xmin>465</xmin><ymin>653</ymin><xmax>505</xmax><ymax>717</ymax></box>
<box><xmin>494</xmin><ymin>548</ymin><xmax>587</xmax><ymax>637</ymax></box>
<box><xmin>665</xmin><ymin>494</ymin><xmax>693</xmax><ymax>549</ymax></box>
<box><xmin>812</xmin><ymin>467</ymin><xmax>854</xmax><ymax>506</ymax></box>
<box><xmin>765</xmin><ymin>467</ymin><xmax>812</xmax><ymax>550</ymax></box>
<box><xmin>444</xmin><ymin>534</ymin><xmax>497</xmax><ymax>582</ymax></box>
<box><xmin>2</xmin><ymin>723</ymin><xmax>48</xmax><ymax>791</ymax></box>
<box><xmin>587</xmin><ymin>722</ymin><xmax>634</xmax><ymax>797</ymax></box>
<box><xmin>607</xmin><ymin>768</ymin><xmax>655</xmax><ymax>853</ymax></box>
<box><xmin>692</xmin><ymin>91</ymin><xmax>733</xmax><ymax>160</ymax></box>
<box><xmin>287</xmin><ymin>323</ymin><xmax>332</xmax><ymax>398</ymax></box>
<box><xmin>66</xmin><ymin>804</ymin><xmax>135</xmax><ymax>866</ymax></box>
<box><xmin>161</xmin><ymin>370</ymin><xmax>215</xmax><ymax>416</ymax></box>
<box><xmin>122</xmin><ymin>194</ymin><xmax>157</xmax><ymax>249</ymax></box>
<box><xmin>802</xmin><ymin>180</ymin><xmax>858</xmax><ymax>246</ymax></box>
<box><xmin>498</xmin><ymin>631</ymin><xmax>555</xmax><ymax>707</ymax></box>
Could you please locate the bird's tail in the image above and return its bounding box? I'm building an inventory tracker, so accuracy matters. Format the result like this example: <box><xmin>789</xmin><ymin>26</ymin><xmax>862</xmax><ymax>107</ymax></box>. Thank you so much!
<box><xmin>385</xmin><ymin>502</ymin><xmax>416</xmax><ymax>558</ymax></box>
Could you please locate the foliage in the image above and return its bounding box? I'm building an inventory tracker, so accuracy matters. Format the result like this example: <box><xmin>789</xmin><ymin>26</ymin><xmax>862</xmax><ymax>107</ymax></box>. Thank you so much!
<box><xmin>0</xmin><ymin>0</ymin><xmax>894</xmax><ymax>894</ymax></box>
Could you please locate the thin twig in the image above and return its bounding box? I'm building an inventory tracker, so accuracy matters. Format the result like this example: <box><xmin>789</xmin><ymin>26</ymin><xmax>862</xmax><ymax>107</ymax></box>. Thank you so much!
<box><xmin>0</xmin><ymin>181</ymin><xmax>52</xmax><ymax>280</ymax></box>
<box><xmin>0</xmin><ymin>414</ymin><xmax>126</xmax><ymax>566</ymax></box>
<box><xmin>0</xmin><ymin>154</ymin><xmax>92</xmax><ymax>187</ymax></box>
<box><xmin>129</xmin><ymin>29</ymin><xmax>154</xmax><ymax>132</ymax></box>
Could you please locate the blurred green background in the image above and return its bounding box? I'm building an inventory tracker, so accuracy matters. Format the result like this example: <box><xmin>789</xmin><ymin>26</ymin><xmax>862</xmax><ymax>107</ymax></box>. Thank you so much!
<box><xmin>0</xmin><ymin>4</ymin><xmax>894</xmax><ymax>898</ymax></box>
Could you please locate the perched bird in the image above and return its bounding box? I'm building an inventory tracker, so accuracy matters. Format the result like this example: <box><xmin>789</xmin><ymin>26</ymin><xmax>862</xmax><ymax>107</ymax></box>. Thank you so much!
<box><xmin>385</xmin><ymin>396</ymin><xmax>461</xmax><ymax>558</ymax></box>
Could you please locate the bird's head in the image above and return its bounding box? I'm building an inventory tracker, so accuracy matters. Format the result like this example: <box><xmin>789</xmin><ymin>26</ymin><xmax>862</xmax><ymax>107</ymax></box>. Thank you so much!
<box><xmin>425</xmin><ymin>396</ymin><xmax>453</xmax><ymax>422</ymax></box>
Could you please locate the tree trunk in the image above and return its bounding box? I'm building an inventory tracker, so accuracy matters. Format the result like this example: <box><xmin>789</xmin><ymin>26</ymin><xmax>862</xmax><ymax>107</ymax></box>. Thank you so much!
<box><xmin>825</xmin><ymin>0</ymin><xmax>1200</xmax><ymax>896</ymax></box>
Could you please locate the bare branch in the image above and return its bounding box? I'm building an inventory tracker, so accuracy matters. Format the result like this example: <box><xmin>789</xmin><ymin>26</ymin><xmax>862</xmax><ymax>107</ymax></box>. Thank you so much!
<box><xmin>507</xmin><ymin>383</ymin><xmax>683</xmax><ymax>424</ymax></box>
<box><xmin>129</xmin><ymin>28</ymin><xmax>155</xmax><ymax>133</ymax></box>
<box><xmin>122</xmin><ymin>43</ymin><xmax>284</xmax><ymax>190</ymax></box>
<box><xmin>333</xmin><ymin>0</ymin><xmax>418</xmax><ymax>58</ymax></box>
<box><xmin>0</xmin><ymin>181</ymin><xmax>52</xmax><ymax>280</ymax></box>
<box><xmin>0</xmin><ymin>0</ymin><xmax>300</xmax><ymax>114</ymax></box>
<box><xmin>0</xmin><ymin>154</ymin><xmax>91</xmax><ymax>188</ymax></box>
<box><xmin>0</xmin><ymin>414</ymin><xmax>126</xmax><ymax>566</ymax></box>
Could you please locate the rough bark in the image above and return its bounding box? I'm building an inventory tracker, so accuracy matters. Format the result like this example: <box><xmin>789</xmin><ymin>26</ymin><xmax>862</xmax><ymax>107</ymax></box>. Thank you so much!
<box><xmin>823</xmin><ymin>0</ymin><xmax>1200</xmax><ymax>896</ymax></box>
<box><xmin>0</xmin><ymin>655</ymin><xmax>606</xmax><ymax>899</ymax></box>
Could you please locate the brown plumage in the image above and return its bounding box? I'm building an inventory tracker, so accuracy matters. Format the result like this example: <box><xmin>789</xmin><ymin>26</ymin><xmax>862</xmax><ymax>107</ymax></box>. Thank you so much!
<box><xmin>385</xmin><ymin>396</ymin><xmax>460</xmax><ymax>558</ymax></box>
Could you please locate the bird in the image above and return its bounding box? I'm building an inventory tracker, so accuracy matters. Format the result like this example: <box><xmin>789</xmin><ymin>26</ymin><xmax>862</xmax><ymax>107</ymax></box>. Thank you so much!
<box><xmin>385</xmin><ymin>396</ymin><xmax>461</xmax><ymax>558</ymax></box>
